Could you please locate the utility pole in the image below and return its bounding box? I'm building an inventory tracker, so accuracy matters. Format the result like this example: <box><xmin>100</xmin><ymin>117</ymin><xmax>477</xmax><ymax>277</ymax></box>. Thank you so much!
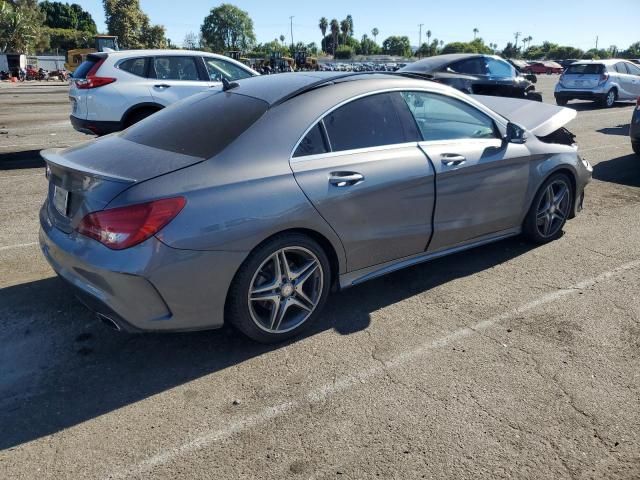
<box><xmin>514</xmin><ymin>31</ymin><xmax>521</xmax><ymax>49</ymax></box>
<box><xmin>595</xmin><ymin>35</ymin><xmax>599</xmax><ymax>50</ymax></box>
<box><xmin>289</xmin><ymin>16</ymin><xmax>295</xmax><ymax>51</ymax></box>
<box><xmin>418</xmin><ymin>23</ymin><xmax>423</xmax><ymax>56</ymax></box>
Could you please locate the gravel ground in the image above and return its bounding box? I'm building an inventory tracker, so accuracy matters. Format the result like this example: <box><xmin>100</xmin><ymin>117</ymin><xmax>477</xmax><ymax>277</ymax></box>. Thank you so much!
<box><xmin>0</xmin><ymin>77</ymin><xmax>639</xmax><ymax>480</ymax></box>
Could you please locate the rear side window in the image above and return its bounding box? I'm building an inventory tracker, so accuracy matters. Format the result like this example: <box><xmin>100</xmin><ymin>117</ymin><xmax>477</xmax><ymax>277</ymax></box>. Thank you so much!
<box><xmin>323</xmin><ymin>92</ymin><xmax>420</xmax><ymax>152</ymax></box>
<box><xmin>294</xmin><ymin>123</ymin><xmax>328</xmax><ymax>157</ymax></box>
<box><xmin>153</xmin><ymin>56</ymin><xmax>199</xmax><ymax>81</ymax></box>
<box><xmin>450</xmin><ymin>57</ymin><xmax>486</xmax><ymax>75</ymax></box>
<box><xmin>118</xmin><ymin>57</ymin><xmax>147</xmax><ymax>77</ymax></box>
<box><xmin>73</xmin><ymin>56</ymin><xmax>100</xmax><ymax>79</ymax></box>
<box><xmin>565</xmin><ymin>64</ymin><xmax>604</xmax><ymax>75</ymax></box>
<box><xmin>614</xmin><ymin>63</ymin><xmax>628</xmax><ymax>74</ymax></box>
<box><xmin>122</xmin><ymin>92</ymin><xmax>269</xmax><ymax>158</ymax></box>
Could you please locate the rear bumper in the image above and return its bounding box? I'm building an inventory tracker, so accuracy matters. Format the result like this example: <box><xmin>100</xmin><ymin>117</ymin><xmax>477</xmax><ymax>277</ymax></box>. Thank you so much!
<box><xmin>39</xmin><ymin>203</ymin><xmax>247</xmax><ymax>332</ymax></box>
<box><xmin>631</xmin><ymin>109</ymin><xmax>640</xmax><ymax>143</ymax></box>
<box><xmin>70</xmin><ymin>114</ymin><xmax>122</xmax><ymax>136</ymax></box>
<box><xmin>554</xmin><ymin>90</ymin><xmax>605</xmax><ymax>101</ymax></box>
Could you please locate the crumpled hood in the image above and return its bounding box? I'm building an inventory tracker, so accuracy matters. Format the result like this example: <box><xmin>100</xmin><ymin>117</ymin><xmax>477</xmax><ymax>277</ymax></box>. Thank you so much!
<box><xmin>471</xmin><ymin>94</ymin><xmax>577</xmax><ymax>137</ymax></box>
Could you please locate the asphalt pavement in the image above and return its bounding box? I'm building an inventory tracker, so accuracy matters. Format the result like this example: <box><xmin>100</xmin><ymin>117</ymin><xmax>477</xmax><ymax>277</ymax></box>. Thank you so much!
<box><xmin>0</xmin><ymin>77</ymin><xmax>639</xmax><ymax>480</ymax></box>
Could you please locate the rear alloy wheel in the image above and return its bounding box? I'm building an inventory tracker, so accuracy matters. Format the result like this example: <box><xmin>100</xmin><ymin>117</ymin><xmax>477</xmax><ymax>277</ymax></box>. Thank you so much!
<box><xmin>601</xmin><ymin>89</ymin><xmax>616</xmax><ymax>108</ymax></box>
<box><xmin>227</xmin><ymin>234</ymin><xmax>330</xmax><ymax>343</ymax></box>
<box><xmin>524</xmin><ymin>173</ymin><xmax>573</xmax><ymax>244</ymax></box>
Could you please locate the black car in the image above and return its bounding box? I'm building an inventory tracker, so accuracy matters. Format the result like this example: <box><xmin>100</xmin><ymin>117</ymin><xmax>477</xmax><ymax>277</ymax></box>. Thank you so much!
<box><xmin>632</xmin><ymin>97</ymin><xmax>640</xmax><ymax>157</ymax></box>
<box><xmin>400</xmin><ymin>54</ymin><xmax>542</xmax><ymax>101</ymax></box>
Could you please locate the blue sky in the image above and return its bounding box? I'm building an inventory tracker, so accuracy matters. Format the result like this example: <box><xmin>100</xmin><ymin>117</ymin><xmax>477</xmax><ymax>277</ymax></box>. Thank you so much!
<box><xmin>76</xmin><ymin>0</ymin><xmax>639</xmax><ymax>50</ymax></box>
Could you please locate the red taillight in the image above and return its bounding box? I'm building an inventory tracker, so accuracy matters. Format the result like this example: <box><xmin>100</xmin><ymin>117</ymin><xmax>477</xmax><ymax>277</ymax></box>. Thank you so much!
<box><xmin>598</xmin><ymin>73</ymin><xmax>609</xmax><ymax>85</ymax></box>
<box><xmin>77</xmin><ymin>197</ymin><xmax>186</xmax><ymax>250</ymax></box>
<box><xmin>75</xmin><ymin>57</ymin><xmax>116</xmax><ymax>89</ymax></box>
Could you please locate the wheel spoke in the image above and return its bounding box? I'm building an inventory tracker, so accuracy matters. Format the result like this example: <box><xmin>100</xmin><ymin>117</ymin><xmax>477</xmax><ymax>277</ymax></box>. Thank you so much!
<box><xmin>278</xmin><ymin>250</ymin><xmax>293</xmax><ymax>282</ymax></box>
<box><xmin>292</xmin><ymin>260</ymin><xmax>319</xmax><ymax>284</ymax></box>
<box><xmin>545</xmin><ymin>186</ymin><xmax>554</xmax><ymax>209</ymax></box>
<box><xmin>289</xmin><ymin>296</ymin><xmax>313</xmax><ymax>313</ymax></box>
<box><xmin>270</xmin><ymin>297</ymin><xmax>289</xmax><ymax>331</ymax></box>
<box><xmin>542</xmin><ymin>214</ymin><xmax>551</xmax><ymax>235</ymax></box>
<box><xmin>554</xmin><ymin>185</ymin><xmax>568</xmax><ymax>207</ymax></box>
<box><xmin>250</xmin><ymin>291</ymin><xmax>280</xmax><ymax>303</ymax></box>
<box><xmin>294</xmin><ymin>285</ymin><xmax>315</xmax><ymax>310</ymax></box>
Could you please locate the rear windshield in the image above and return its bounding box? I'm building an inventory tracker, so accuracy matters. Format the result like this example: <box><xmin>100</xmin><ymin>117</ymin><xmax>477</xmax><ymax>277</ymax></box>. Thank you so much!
<box><xmin>565</xmin><ymin>64</ymin><xmax>604</xmax><ymax>75</ymax></box>
<box><xmin>122</xmin><ymin>91</ymin><xmax>269</xmax><ymax>158</ymax></box>
<box><xmin>72</xmin><ymin>56</ymin><xmax>101</xmax><ymax>79</ymax></box>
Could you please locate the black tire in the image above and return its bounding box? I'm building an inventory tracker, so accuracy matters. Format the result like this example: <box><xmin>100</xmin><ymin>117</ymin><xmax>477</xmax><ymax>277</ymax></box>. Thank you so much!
<box><xmin>523</xmin><ymin>173</ymin><xmax>574</xmax><ymax>244</ymax></box>
<box><xmin>633</xmin><ymin>142</ymin><xmax>640</xmax><ymax>157</ymax></box>
<box><xmin>555</xmin><ymin>97</ymin><xmax>568</xmax><ymax>106</ymax></box>
<box><xmin>226</xmin><ymin>233</ymin><xmax>331</xmax><ymax>344</ymax></box>
<box><xmin>599</xmin><ymin>89</ymin><xmax>616</xmax><ymax>108</ymax></box>
<box><xmin>526</xmin><ymin>91</ymin><xmax>543</xmax><ymax>102</ymax></box>
<box><xmin>123</xmin><ymin>108</ymin><xmax>160</xmax><ymax>128</ymax></box>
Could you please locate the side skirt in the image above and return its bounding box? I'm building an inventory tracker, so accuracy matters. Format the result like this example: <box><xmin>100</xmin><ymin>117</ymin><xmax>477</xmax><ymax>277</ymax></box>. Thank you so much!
<box><xmin>339</xmin><ymin>227</ymin><xmax>522</xmax><ymax>289</ymax></box>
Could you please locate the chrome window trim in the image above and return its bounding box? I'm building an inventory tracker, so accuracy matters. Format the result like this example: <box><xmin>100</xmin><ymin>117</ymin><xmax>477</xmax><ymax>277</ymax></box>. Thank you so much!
<box><xmin>289</xmin><ymin>87</ymin><xmax>508</xmax><ymax>162</ymax></box>
<box><xmin>290</xmin><ymin>141</ymin><xmax>421</xmax><ymax>164</ymax></box>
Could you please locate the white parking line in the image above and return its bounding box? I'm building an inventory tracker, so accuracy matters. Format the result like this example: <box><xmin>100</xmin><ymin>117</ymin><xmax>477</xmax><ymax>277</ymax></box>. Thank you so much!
<box><xmin>0</xmin><ymin>241</ymin><xmax>38</xmax><ymax>252</ymax></box>
<box><xmin>580</xmin><ymin>143</ymin><xmax>628</xmax><ymax>153</ymax></box>
<box><xmin>108</xmin><ymin>258</ymin><xmax>640</xmax><ymax>479</ymax></box>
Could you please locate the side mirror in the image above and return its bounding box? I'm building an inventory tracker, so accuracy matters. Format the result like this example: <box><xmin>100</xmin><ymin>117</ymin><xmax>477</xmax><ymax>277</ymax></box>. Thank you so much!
<box><xmin>505</xmin><ymin>122</ymin><xmax>528</xmax><ymax>144</ymax></box>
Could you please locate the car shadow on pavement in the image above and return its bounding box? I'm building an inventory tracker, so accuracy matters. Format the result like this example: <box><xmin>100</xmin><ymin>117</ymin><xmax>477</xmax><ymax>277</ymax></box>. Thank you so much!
<box><xmin>569</xmin><ymin>102</ymin><xmax>635</xmax><ymax>112</ymax></box>
<box><xmin>0</xmin><ymin>237</ymin><xmax>533</xmax><ymax>451</ymax></box>
<box><xmin>592</xmin><ymin>153</ymin><xmax>640</xmax><ymax>188</ymax></box>
<box><xmin>0</xmin><ymin>150</ymin><xmax>45</xmax><ymax>170</ymax></box>
<box><xmin>596</xmin><ymin>124</ymin><xmax>630</xmax><ymax>136</ymax></box>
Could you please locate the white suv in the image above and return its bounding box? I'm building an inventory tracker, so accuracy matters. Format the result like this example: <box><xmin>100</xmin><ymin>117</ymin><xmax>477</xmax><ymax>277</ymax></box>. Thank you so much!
<box><xmin>69</xmin><ymin>50</ymin><xmax>258</xmax><ymax>135</ymax></box>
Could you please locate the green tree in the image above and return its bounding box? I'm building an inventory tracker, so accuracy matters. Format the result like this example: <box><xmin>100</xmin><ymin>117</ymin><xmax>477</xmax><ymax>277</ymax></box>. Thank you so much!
<box><xmin>318</xmin><ymin>16</ymin><xmax>327</xmax><ymax>49</ymax></box>
<box><xmin>371</xmin><ymin>27</ymin><xmax>378</xmax><ymax>44</ymax></box>
<box><xmin>103</xmin><ymin>0</ymin><xmax>165</xmax><ymax>49</ymax></box>
<box><xmin>358</xmin><ymin>33</ymin><xmax>380</xmax><ymax>55</ymax></box>
<box><xmin>183</xmin><ymin>31</ymin><xmax>198</xmax><ymax>50</ymax></box>
<box><xmin>346</xmin><ymin>14</ymin><xmax>354</xmax><ymax>37</ymax></box>
<box><xmin>501</xmin><ymin>41</ymin><xmax>520</xmax><ymax>58</ymax></box>
<box><xmin>473</xmin><ymin>27</ymin><xmax>479</xmax><ymax>39</ymax></box>
<box><xmin>200</xmin><ymin>3</ymin><xmax>255</xmax><ymax>53</ymax></box>
<box><xmin>279</xmin><ymin>34</ymin><xmax>285</xmax><ymax>44</ymax></box>
<box><xmin>330</xmin><ymin>18</ymin><xmax>339</xmax><ymax>55</ymax></box>
<box><xmin>39</xmin><ymin>1</ymin><xmax>97</xmax><ymax>32</ymax></box>
<box><xmin>340</xmin><ymin>18</ymin><xmax>349</xmax><ymax>44</ymax></box>
<box><xmin>0</xmin><ymin>0</ymin><xmax>47</xmax><ymax>53</ymax></box>
<box><xmin>334</xmin><ymin>45</ymin><xmax>353</xmax><ymax>59</ymax></box>
<box><xmin>382</xmin><ymin>36</ymin><xmax>411</xmax><ymax>56</ymax></box>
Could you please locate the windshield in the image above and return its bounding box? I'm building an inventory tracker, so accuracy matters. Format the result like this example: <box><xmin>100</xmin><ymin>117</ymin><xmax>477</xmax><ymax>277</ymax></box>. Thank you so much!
<box><xmin>565</xmin><ymin>64</ymin><xmax>604</xmax><ymax>75</ymax></box>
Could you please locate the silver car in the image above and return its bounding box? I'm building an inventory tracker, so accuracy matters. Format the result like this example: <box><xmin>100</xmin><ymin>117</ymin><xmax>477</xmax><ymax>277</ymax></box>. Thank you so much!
<box><xmin>40</xmin><ymin>73</ymin><xmax>592</xmax><ymax>343</ymax></box>
<box><xmin>555</xmin><ymin>59</ymin><xmax>640</xmax><ymax>107</ymax></box>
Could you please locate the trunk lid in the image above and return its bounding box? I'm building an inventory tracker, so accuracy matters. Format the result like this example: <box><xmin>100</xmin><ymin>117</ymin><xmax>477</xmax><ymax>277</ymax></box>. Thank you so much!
<box><xmin>42</xmin><ymin>135</ymin><xmax>204</xmax><ymax>233</ymax></box>
<box><xmin>560</xmin><ymin>63</ymin><xmax>605</xmax><ymax>89</ymax></box>
<box><xmin>470</xmin><ymin>94</ymin><xmax>577</xmax><ymax>137</ymax></box>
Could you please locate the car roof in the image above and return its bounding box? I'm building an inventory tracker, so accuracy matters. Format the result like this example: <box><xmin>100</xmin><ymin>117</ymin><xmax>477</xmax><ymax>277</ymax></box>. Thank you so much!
<box><xmin>570</xmin><ymin>59</ymin><xmax>628</xmax><ymax>65</ymax></box>
<box><xmin>227</xmin><ymin>71</ymin><xmax>453</xmax><ymax>107</ymax></box>
<box><xmin>104</xmin><ymin>49</ymin><xmax>233</xmax><ymax>59</ymax></box>
<box><xmin>400</xmin><ymin>54</ymin><xmax>486</xmax><ymax>73</ymax></box>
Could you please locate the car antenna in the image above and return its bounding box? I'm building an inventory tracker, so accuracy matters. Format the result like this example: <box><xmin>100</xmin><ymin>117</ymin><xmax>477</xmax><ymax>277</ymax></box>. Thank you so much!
<box><xmin>222</xmin><ymin>77</ymin><xmax>239</xmax><ymax>91</ymax></box>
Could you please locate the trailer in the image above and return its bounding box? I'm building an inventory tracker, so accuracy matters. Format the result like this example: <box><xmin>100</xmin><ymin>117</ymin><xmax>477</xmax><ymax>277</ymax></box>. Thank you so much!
<box><xmin>0</xmin><ymin>53</ymin><xmax>26</xmax><ymax>76</ymax></box>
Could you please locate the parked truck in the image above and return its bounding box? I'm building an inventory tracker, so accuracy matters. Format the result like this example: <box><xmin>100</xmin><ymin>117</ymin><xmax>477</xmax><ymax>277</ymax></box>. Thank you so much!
<box><xmin>0</xmin><ymin>53</ymin><xmax>27</xmax><ymax>77</ymax></box>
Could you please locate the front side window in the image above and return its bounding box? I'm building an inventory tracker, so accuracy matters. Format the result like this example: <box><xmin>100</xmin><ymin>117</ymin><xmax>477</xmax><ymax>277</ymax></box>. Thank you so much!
<box><xmin>153</xmin><ymin>56</ymin><xmax>199</xmax><ymax>81</ymax></box>
<box><xmin>485</xmin><ymin>57</ymin><xmax>515</xmax><ymax>78</ymax></box>
<box><xmin>118</xmin><ymin>57</ymin><xmax>146</xmax><ymax>77</ymax></box>
<box><xmin>323</xmin><ymin>93</ymin><xmax>418</xmax><ymax>152</ymax></box>
<box><xmin>401</xmin><ymin>91</ymin><xmax>497</xmax><ymax>141</ymax></box>
<box><xmin>624</xmin><ymin>62</ymin><xmax>640</xmax><ymax>76</ymax></box>
<box><xmin>204</xmin><ymin>58</ymin><xmax>253</xmax><ymax>82</ymax></box>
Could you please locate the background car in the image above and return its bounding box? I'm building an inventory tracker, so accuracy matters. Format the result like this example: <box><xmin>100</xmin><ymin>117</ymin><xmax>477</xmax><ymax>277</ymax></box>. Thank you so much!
<box><xmin>632</xmin><ymin>97</ymin><xmax>640</xmax><ymax>156</ymax></box>
<box><xmin>523</xmin><ymin>61</ymin><xmax>564</xmax><ymax>75</ymax></box>
<box><xmin>41</xmin><ymin>72</ymin><xmax>591</xmax><ymax>343</ymax></box>
<box><xmin>554</xmin><ymin>59</ymin><xmax>640</xmax><ymax>107</ymax></box>
<box><xmin>399</xmin><ymin>54</ymin><xmax>542</xmax><ymax>101</ymax></box>
<box><xmin>69</xmin><ymin>49</ymin><xmax>258</xmax><ymax>135</ymax></box>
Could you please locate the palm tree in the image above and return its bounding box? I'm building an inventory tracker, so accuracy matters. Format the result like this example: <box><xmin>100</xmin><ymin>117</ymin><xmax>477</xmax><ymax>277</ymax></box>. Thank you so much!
<box><xmin>319</xmin><ymin>17</ymin><xmax>328</xmax><ymax>46</ymax></box>
<box><xmin>340</xmin><ymin>19</ymin><xmax>350</xmax><ymax>44</ymax></box>
<box><xmin>473</xmin><ymin>28</ymin><xmax>479</xmax><ymax>39</ymax></box>
<box><xmin>279</xmin><ymin>34</ymin><xmax>285</xmax><ymax>45</ymax></box>
<box><xmin>426</xmin><ymin>29</ymin><xmax>432</xmax><ymax>55</ymax></box>
<box><xmin>346</xmin><ymin>14</ymin><xmax>354</xmax><ymax>37</ymax></box>
<box><xmin>371</xmin><ymin>27</ymin><xmax>379</xmax><ymax>44</ymax></box>
<box><xmin>330</xmin><ymin>19</ymin><xmax>340</xmax><ymax>55</ymax></box>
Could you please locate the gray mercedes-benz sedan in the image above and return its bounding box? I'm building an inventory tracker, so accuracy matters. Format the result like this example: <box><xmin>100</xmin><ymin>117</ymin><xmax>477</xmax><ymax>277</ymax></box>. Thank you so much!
<box><xmin>39</xmin><ymin>72</ymin><xmax>592</xmax><ymax>343</ymax></box>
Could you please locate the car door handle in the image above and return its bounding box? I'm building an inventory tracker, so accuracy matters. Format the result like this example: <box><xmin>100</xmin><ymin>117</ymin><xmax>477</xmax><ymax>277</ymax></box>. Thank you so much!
<box><xmin>441</xmin><ymin>154</ymin><xmax>466</xmax><ymax>166</ymax></box>
<box><xmin>154</xmin><ymin>84</ymin><xmax>171</xmax><ymax>89</ymax></box>
<box><xmin>329</xmin><ymin>172</ymin><xmax>364</xmax><ymax>187</ymax></box>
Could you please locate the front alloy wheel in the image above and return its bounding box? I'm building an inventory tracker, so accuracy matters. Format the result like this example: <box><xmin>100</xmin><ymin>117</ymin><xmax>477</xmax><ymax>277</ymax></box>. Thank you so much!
<box><xmin>524</xmin><ymin>173</ymin><xmax>573</xmax><ymax>244</ymax></box>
